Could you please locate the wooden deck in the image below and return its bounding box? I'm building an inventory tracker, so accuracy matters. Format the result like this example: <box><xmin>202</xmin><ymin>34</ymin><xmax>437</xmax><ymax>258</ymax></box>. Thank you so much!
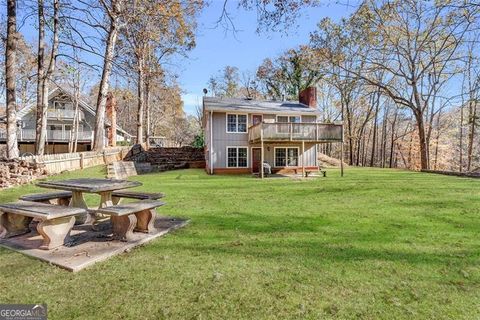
<box><xmin>248</xmin><ymin>122</ymin><xmax>343</xmax><ymax>143</ymax></box>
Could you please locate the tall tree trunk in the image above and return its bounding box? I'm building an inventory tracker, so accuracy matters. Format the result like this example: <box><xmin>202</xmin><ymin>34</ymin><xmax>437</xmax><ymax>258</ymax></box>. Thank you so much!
<box><xmin>35</xmin><ymin>0</ymin><xmax>46</xmax><ymax>154</ymax></box>
<box><xmin>414</xmin><ymin>112</ymin><xmax>429</xmax><ymax>170</ymax></box>
<box><xmin>433</xmin><ymin>111</ymin><xmax>442</xmax><ymax>170</ymax></box>
<box><xmin>68</xmin><ymin>77</ymin><xmax>80</xmax><ymax>153</ymax></box>
<box><xmin>466</xmin><ymin>100</ymin><xmax>477</xmax><ymax>171</ymax></box>
<box><xmin>94</xmin><ymin>15</ymin><xmax>119</xmax><ymax>151</ymax></box>
<box><xmin>459</xmin><ymin>102</ymin><xmax>464</xmax><ymax>172</ymax></box>
<box><xmin>370</xmin><ymin>95</ymin><xmax>379</xmax><ymax>167</ymax></box>
<box><xmin>5</xmin><ymin>0</ymin><xmax>19</xmax><ymax>159</ymax></box>
<box><xmin>35</xmin><ymin>0</ymin><xmax>59</xmax><ymax>155</ymax></box>
<box><xmin>412</xmin><ymin>84</ymin><xmax>429</xmax><ymax>170</ymax></box>
<box><xmin>389</xmin><ymin>110</ymin><xmax>397</xmax><ymax>168</ymax></box>
<box><xmin>380</xmin><ymin>106</ymin><xmax>389</xmax><ymax>168</ymax></box>
<box><xmin>345</xmin><ymin>102</ymin><xmax>354</xmax><ymax>165</ymax></box>
<box><xmin>145</xmin><ymin>79</ymin><xmax>151</xmax><ymax>148</ymax></box>
<box><xmin>136</xmin><ymin>59</ymin><xmax>145</xmax><ymax>144</ymax></box>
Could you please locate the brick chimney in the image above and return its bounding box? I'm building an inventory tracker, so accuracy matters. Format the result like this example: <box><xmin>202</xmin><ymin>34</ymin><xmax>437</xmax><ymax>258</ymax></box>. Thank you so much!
<box><xmin>299</xmin><ymin>87</ymin><xmax>317</xmax><ymax>108</ymax></box>
<box><xmin>106</xmin><ymin>92</ymin><xmax>117</xmax><ymax>147</ymax></box>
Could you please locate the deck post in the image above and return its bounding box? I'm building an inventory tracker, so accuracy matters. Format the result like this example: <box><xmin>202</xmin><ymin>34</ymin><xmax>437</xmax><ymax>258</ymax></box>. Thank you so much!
<box><xmin>260</xmin><ymin>127</ymin><xmax>264</xmax><ymax>179</ymax></box>
<box><xmin>301</xmin><ymin>140</ymin><xmax>305</xmax><ymax>177</ymax></box>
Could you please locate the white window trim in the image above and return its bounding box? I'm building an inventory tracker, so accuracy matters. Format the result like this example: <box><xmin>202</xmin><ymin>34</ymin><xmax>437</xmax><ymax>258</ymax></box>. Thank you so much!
<box><xmin>226</xmin><ymin>146</ymin><xmax>249</xmax><ymax>168</ymax></box>
<box><xmin>273</xmin><ymin>146</ymin><xmax>300</xmax><ymax>168</ymax></box>
<box><xmin>226</xmin><ymin>113</ymin><xmax>248</xmax><ymax>134</ymax></box>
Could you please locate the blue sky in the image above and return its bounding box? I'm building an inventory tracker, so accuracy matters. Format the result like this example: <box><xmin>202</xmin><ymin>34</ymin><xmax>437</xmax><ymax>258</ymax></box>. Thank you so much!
<box><xmin>17</xmin><ymin>1</ymin><xmax>356</xmax><ymax>114</ymax></box>
<box><xmin>177</xmin><ymin>1</ymin><xmax>355</xmax><ymax>115</ymax></box>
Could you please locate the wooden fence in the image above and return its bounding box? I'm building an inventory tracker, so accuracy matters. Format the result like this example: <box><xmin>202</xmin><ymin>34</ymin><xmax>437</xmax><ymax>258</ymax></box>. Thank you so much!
<box><xmin>18</xmin><ymin>146</ymin><xmax>132</xmax><ymax>175</ymax></box>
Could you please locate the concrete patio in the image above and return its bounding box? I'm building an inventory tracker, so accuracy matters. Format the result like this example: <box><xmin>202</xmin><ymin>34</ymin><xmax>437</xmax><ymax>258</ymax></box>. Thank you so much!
<box><xmin>0</xmin><ymin>216</ymin><xmax>188</xmax><ymax>272</ymax></box>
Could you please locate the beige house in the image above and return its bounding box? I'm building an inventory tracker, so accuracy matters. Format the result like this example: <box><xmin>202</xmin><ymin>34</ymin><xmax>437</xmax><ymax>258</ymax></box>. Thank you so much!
<box><xmin>203</xmin><ymin>87</ymin><xmax>343</xmax><ymax>176</ymax></box>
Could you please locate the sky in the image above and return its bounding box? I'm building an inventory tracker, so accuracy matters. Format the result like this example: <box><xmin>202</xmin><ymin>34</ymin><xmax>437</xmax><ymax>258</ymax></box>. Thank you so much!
<box><xmin>15</xmin><ymin>0</ymin><xmax>356</xmax><ymax>115</ymax></box>
<box><xmin>176</xmin><ymin>0</ymin><xmax>356</xmax><ymax>115</ymax></box>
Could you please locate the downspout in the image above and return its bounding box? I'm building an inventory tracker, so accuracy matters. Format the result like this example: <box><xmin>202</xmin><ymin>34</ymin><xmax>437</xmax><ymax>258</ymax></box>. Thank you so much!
<box><xmin>210</xmin><ymin>110</ymin><xmax>213</xmax><ymax>174</ymax></box>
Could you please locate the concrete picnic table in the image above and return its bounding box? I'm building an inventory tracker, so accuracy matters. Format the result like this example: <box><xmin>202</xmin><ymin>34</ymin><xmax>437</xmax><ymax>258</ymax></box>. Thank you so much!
<box><xmin>36</xmin><ymin>178</ymin><xmax>142</xmax><ymax>225</ymax></box>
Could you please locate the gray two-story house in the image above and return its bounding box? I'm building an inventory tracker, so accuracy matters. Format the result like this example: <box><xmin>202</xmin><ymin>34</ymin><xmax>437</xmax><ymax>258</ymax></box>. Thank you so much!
<box><xmin>0</xmin><ymin>87</ymin><xmax>132</xmax><ymax>154</ymax></box>
<box><xmin>203</xmin><ymin>87</ymin><xmax>343</xmax><ymax>177</ymax></box>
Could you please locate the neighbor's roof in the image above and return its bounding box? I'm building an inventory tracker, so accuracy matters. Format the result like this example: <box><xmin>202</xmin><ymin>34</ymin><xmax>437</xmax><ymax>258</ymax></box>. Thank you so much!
<box><xmin>203</xmin><ymin>96</ymin><xmax>321</xmax><ymax>115</ymax></box>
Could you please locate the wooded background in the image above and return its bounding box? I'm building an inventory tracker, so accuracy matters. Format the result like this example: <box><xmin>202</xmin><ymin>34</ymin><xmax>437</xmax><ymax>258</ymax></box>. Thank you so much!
<box><xmin>1</xmin><ymin>0</ymin><xmax>479</xmax><ymax>173</ymax></box>
<box><xmin>207</xmin><ymin>1</ymin><xmax>480</xmax><ymax>172</ymax></box>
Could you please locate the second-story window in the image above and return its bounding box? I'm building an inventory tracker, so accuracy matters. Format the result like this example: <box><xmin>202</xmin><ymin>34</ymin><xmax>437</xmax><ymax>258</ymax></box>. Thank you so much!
<box><xmin>227</xmin><ymin>114</ymin><xmax>247</xmax><ymax>133</ymax></box>
<box><xmin>277</xmin><ymin>115</ymin><xmax>300</xmax><ymax>123</ymax></box>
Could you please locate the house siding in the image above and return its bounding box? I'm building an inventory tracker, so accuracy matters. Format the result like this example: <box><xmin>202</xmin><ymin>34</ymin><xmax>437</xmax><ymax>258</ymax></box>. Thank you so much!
<box><xmin>250</xmin><ymin>143</ymin><xmax>317</xmax><ymax>168</ymax></box>
<box><xmin>206</xmin><ymin>111</ymin><xmax>319</xmax><ymax>171</ymax></box>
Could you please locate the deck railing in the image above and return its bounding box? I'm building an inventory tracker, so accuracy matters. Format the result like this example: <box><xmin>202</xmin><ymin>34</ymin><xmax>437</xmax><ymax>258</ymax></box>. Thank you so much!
<box><xmin>248</xmin><ymin>122</ymin><xmax>343</xmax><ymax>143</ymax></box>
<box><xmin>0</xmin><ymin>129</ymin><xmax>93</xmax><ymax>142</ymax></box>
<box><xmin>47</xmin><ymin>109</ymin><xmax>84</xmax><ymax>119</ymax></box>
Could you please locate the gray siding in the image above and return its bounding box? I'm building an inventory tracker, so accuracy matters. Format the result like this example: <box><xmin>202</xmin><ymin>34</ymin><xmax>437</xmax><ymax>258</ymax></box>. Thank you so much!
<box><xmin>211</xmin><ymin>112</ymin><xmax>249</xmax><ymax>168</ymax></box>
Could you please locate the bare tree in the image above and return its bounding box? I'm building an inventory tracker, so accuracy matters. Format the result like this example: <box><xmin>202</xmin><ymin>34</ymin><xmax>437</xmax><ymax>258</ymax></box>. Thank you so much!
<box><xmin>314</xmin><ymin>1</ymin><xmax>478</xmax><ymax>169</ymax></box>
<box><xmin>35</xmin><ymin>0</ymin><xmax>60</xmax><ymax>155</ymax></box>
<box><xmin>93</xmin><ymin>0</ymin><xmax>123</xmax><ymax>151</ymax></box>
<box><xmin>5</xmin><ymin>0</ymin><xmax>19</xmax><ymax>159</ymax></box>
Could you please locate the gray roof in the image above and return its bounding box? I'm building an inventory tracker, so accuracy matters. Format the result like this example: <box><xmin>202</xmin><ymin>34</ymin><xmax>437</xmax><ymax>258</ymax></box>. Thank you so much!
<box><xmin>203</xmin><ymin>97</ymin><xmax>321</xmax><ymax>115</ymax></box>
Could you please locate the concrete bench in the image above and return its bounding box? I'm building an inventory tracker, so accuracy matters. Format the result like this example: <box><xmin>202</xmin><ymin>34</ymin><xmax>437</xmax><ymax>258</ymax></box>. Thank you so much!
<box><xmin>0</xmin><ymin>201</ymin><xmax>86</xmax><ymax>250</ymax></box>
<box><xmin>19</xmin><ymin>191</ymin><xmax>73</xmax><ymax>206</ymax></box>
<box><xmin>111</xmin><ymin>191</ymin><xmax>164</xmax><ymax>205</ymax></box>
<box><xmin>94</xmin><ymin>200</ymin><xmax>165</xmax><ymax>241</ymax></box>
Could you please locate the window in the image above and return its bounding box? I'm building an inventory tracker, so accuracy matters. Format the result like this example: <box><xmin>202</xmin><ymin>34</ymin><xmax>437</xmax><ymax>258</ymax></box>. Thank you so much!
<box><xmin>275</xmin><ymin>147</ymin><xmax>299</xmax><ymax>167</ymax></box>
<box><xmin>48</xmin><ymin>125</ymin><xmax>62</xmax><ymax>131</ymax></box>
<box><xmin>277</xmin><ymin>115</ymin><xmax>300</xmax><ymax>123</ymax></box>
<box><xmin>54</xmin><ymin>101</ymin><xmax>73</xmax><ymax>110</ymax></box>
<box><xmin>227</xmin><ymin>147</ymin><xmax>248</xmax><ymax>168</ymax></box>
<box><xmin>276</xmin><ymin>115</ymin><xmax>301</xmax><ymax>134</ymax></box>
<box><xmin>226</xmin><ymin>114</ymin><xmax>247</xmax><ymax>133</ymax></box>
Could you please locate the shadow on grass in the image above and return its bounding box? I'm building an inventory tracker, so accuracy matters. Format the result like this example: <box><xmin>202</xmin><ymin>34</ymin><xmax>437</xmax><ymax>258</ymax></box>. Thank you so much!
<box><xmin>159</xmin><ymin>235</ymin><xmax>478</xmax><ymax>267</ymax></box>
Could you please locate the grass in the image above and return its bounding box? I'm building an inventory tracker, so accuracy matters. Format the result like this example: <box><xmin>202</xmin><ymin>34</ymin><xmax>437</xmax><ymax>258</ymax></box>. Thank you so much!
<box><xmin>0</xmin><ymin>167</ymin><xmax>479</xmax><ymax>319</ymax></box>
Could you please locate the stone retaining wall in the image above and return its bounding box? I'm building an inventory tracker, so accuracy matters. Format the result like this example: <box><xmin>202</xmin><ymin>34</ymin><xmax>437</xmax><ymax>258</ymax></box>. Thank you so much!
<box><xmin>0</xmin><ymin>158</ymin><xmax>48</xmax><ymax>188</ymax></box>
<box><xmin>124</xmin><ymin>145</ymin><xmax>205</xmax><ymax>171</ymax></box>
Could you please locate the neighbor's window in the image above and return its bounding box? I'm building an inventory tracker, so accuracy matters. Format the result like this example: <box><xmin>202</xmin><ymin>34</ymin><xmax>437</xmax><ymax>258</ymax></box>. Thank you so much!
<box><xmin>226</xmin><ymin>114</ymin><xmax>247</xmax><ymax>133</ymax></box>
<box><xmin>227</xmin><ymin>147</ymin><xmax>248</xmax><ymax>167</ymax></box>
<box><xmin>54</xmin><ymin>101</ymin><xmax>73</xmax><ymax>110</ymax></box>
<box><xmin>275</xmin><ymin>148</ymin><xmax>299</xmax><ymax>167</ymax></box>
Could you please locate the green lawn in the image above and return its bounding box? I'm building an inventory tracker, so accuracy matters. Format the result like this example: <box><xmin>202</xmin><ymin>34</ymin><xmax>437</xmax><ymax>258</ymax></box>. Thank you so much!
<box><xmin>0</xmin><ymin>167</ymin><xmax>479</xmax><ymax>319</ymax></box>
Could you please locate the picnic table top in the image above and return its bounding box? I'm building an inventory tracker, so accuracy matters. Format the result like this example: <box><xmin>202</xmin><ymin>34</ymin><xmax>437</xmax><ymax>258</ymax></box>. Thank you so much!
<box><xmin>37</xmin><ymin>178</ymin><xmax>142</xmax><ymax>193</ymax></box>
<box><xmin>0</xmin><ymin>200</ymin><xmax>86</xmax><ymax>219</ymax></box>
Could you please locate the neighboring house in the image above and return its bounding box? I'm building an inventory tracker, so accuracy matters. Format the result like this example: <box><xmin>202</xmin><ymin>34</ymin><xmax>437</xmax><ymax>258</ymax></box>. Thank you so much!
<box><xmin>203</xmin><ymin>87</ymin><xmax>343</xmax><ymax>176</ymax></box>
<box><xmin>0</xmin><ymin>87</ymin><xmax>133</xmax><ymax>155</ymax></box>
